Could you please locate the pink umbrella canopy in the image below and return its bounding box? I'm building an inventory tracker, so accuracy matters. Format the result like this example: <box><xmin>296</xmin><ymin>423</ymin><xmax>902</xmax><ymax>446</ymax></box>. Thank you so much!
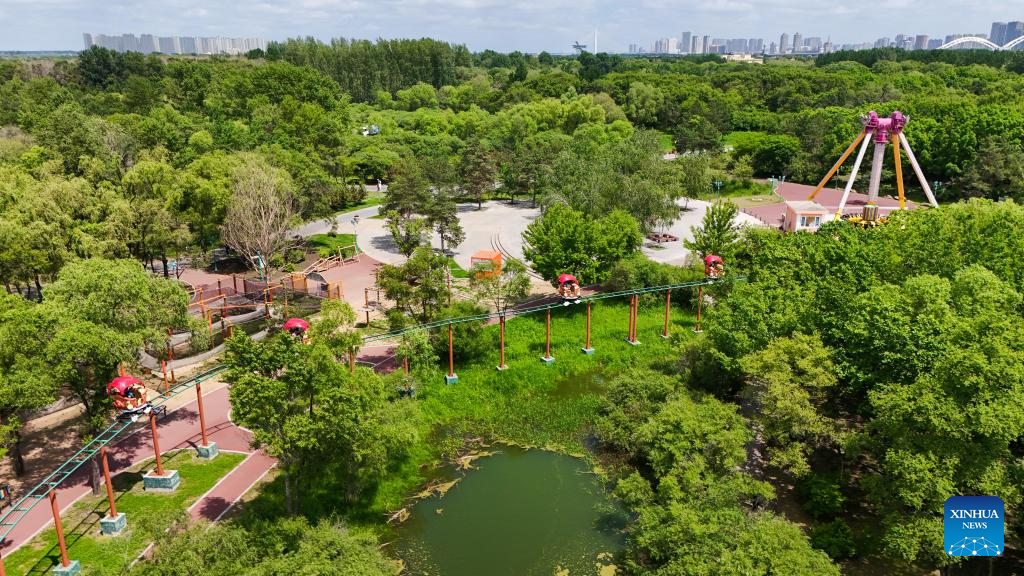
<box><xmin>283</xmin><ymin>318</ymin><xmax>310</xmax><ymax>332</ymax></box>
<box><xmin>704</xmin><ymin>255</ymin><xmax>723</xmax><ymax>265</ymax></box>
<box><xmin>107</xmin><ymin>376</ymin><xmax>144</xmax><ymax>396</ymax></box>
<box><xmin>557</xmin><ymin>274</ymin><xmax>578</xmax><ymax>285</ymax></box>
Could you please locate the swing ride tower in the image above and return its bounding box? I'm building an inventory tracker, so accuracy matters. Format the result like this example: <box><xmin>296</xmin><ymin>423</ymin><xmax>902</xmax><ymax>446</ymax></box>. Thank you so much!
<box><xmin>808</xmin><ymin>111</ymin><xmax>939</xmax><ymax>223</ymax></box>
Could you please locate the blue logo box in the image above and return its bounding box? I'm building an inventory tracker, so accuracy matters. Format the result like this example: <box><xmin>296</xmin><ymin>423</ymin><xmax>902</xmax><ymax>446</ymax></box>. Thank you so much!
<box><xmin>944</xmin><ymin>496</ymin><xmax>1004</xmax><ymax>557</ymax></box>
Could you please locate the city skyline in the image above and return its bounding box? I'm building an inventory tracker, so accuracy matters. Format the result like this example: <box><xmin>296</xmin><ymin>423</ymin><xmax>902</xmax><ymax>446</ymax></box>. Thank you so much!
<box><xmin>0</xmin><ymin>0</ymin><xmax>1021</xmax><ymax>53</ymax></box>
<box><xmin>83</xmin><ymin>33</ymin><xmax>267</xmax><ymax>55</ymax></box>
<box><xmin>631</xmin><ymin>20</ymin><xmax>1022</xmax><ymax>56</ymax></box>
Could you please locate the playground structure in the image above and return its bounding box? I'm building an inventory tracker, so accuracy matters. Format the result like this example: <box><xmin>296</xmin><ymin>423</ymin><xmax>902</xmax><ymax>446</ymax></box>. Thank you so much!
<box><xmin>283</xmin><ymin>317</ymin><xmax>311</xmax><ymax>343</ymax></box>
<box><xmin>808</xmin><ymin>110</ymin><xmax>938</xmax><ymax>225</ymax></box>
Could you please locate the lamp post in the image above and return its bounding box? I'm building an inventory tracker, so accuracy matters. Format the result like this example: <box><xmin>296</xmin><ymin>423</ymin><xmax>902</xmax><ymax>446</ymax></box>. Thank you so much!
<box><xmin>713</xmin><ymin>179</ymin><xmax>723</xmax><ymax>199</ymax></box>
<box><xmin>350</xmin><ymin>215</ymin><xmax>361</xmax><ymax>257</ymax></box>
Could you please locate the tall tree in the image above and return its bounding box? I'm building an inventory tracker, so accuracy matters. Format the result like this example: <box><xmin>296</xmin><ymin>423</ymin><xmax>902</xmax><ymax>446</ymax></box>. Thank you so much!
<box><xmin>220</xmin><ymin>156</ymin><xmax>297</xmax><ymax>279</ymax></box>
<box><xmin>459</xmin><ymin>138</ymin><xmax>497</xmax><ymax>209</ymax></box>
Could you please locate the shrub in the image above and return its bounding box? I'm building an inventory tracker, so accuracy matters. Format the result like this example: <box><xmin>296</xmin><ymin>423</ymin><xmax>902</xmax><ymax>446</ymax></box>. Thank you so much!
<box><xmin>287</xmin><ymin>248</ymin><xmax>306</xmax><ymax>263</ymax></box>
<box><xmin>796</xmin><ymin>473</ymin><xmax>846</xmax><ymax>519</ymax></box>
<box><xmin>429</xmin><ymin>301</ymin><xmax>489</xmax><ymax>362</ymax></box>
<box><xmin>810</xmin><ymin>519</ymin><xmax>857</xmax><ymax>560</ymax></box>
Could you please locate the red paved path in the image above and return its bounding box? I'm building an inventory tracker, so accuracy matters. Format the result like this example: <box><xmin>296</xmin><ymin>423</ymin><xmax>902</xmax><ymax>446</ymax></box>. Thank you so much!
<box><xmin>0</xmin><ymin>385</ymin><xmax>274</xmax><ymax>556</ymax></box>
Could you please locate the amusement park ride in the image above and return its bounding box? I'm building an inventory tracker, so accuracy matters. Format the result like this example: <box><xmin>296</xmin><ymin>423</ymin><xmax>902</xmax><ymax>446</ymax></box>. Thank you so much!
<box><xmin>808</xmin><ymin>110</ymin><xmax>939</xmax><ymax>225</ymax></box>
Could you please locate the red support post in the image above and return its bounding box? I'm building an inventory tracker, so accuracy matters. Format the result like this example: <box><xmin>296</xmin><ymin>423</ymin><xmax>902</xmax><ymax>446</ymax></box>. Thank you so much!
<box><xmin>0</xmin><ymin>550</ymin><xmax>6</xmax><ymax>576</ymax></box>
<box><xmin>196</xmin><ymin>381</ymin><xmax>209</xmax><ymax>447</ymax></box>
<box><xmin>348</xmin><ymin>352</ymin><xmax>355</xmax><ymax>374</ymax></box>
<box><xmin>583</xmin><ymin>301</ymin><xmax>593</xmax><ymax>353</ymax></box>
<box><xmin>497</xmin><ymin>315</ymin><xmax>507</xmax><ymax>370</ymax></box>
<box><xmin>448</xmin><ymin>323</ymin><xmax>455</xmax><ymax>377</ymax></box>
<box><xmin>403</xmin><ymin>358</ymin><xmax>409</xmax><ymax>375</ymax></box>
<box><xmin>49</xmin><ymin>489</ymin><xmax>70</xmax><ymax>569</ymax></box>
<box><xmin>694</xmin><ymin>286</ymin><xmax>704</xmax><ymax>333</ymax></box>
<box><xmin>100</xmin><ymin>446</ymin><xmax>117</xmax><ymax>518</ymax></box>
<box><xmin>662</xmin><ymin>290</ymin><xmax>672</xmax><ymax>338</ymax></box>
<box><xmin>149</xmin><ymin>412</ymin><xmax>165</xmax><ymax>477</ymax></box>
<box><xmin>166</xmin><ymin>328</ymin><xmax>176</xmax><ymax>384</ymax></box>
<box><xmin>542</xmin><ymin>308</ymin><xmax>553</xmax><ymax>362</ymax></box>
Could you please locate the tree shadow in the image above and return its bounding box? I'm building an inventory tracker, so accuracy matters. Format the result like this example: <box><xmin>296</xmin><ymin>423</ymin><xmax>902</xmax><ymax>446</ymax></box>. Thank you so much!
<box><xmin>194</xmin><ymin>496</ymin><xmax>230</xmax><ymax>521</ymax></box>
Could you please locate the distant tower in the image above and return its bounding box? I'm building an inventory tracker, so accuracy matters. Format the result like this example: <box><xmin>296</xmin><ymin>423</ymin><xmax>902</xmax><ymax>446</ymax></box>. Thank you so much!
<box><xmin>681</xmin><ymin>31</ymin><xmax>692</xmax><ymax>54</ymax></box>
<box><xmin>990</xmin><ymin>22</ymin><xmax>1008</xmax><ymax>46</ymax></box>
<box><xmin>779</xmin><ymin>32</ymin><xmax>790</xmax><ymax>54</ymax></box>
<box><xmin>702</xmin><ymin>35</ymin><xmax>710</xmax><ymax>54</ymax></box>
<box><xmin>792</xmin><ymin>32</ymin><xmax>803</xmax><ymax>53</ymax></box>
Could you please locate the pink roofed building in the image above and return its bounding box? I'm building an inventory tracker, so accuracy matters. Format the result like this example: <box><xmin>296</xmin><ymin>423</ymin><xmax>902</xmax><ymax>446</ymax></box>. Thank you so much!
<box><xmin>743</xmin><ymin>181</ymin><xmax>917</xmax><ymax>230</ymax></box>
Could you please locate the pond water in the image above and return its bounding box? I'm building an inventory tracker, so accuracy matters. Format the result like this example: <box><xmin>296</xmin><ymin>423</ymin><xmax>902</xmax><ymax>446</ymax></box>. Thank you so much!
<box><xmin>392</xmin><ymin>446</ymin><xmax>626</xmax><ymax>576</ymax></box>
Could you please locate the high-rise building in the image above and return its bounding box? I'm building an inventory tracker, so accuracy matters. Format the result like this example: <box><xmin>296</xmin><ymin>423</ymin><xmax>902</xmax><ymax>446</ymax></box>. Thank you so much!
<box><xmin>83</xmin><ymin>32</ymin><xmax>265</xmax><ymax>55</ymax></box>
<box><xmin>749</xmin><ymin>38</ymin><xmax>763</xmax><ymax>53</ymax></box>
<box><xmin>691</xmin><ymin>35</ymin><xmax>700</xmax><ymax>54</ymax></box>
<box><xmin>702</xmin><ymin>35</ymin><xmax>711</xmax><ymax>54</ymax></box>
<box><xmin>1005</xmin><ymin>21</ymin><xmax>1024</xmax><ymax>46</ymax></box>
<box><xmin>669</xmin><ymin>37</ymin><xmax>679</xmax><ymax>53</ymax></box>
<box><xmin>779</xmin><ymin>33</ymin><xmax>790</xmax><ymax>54</ymax></box>
<box><xmin>805</xmin><ymin>37</ymin><xmax>822</xmax><ymax>52</ymax></box>
<box><xmin>990</xmin><ymin>22</ymin><xmax>1008</xmax><ymax>46</ymax></box>
<box><xmin>769</xmin><ymin>41</ymin><xmax>777</xmax><ymax>54</ymax></box>
<box><xmin>913</xmin><ymin>35</ymin><xmax>928</xmax><ymax>50</ymax></box>
<box><xmin>681</xmin><ymin>31</ymin><xmax>691</xmax><ymax>54</ymax></box>
<box><xmin>875</xmin><ymin>37</ymin><xmax>890</xmax><ymax>48</ymax></box>
<box><xmin>792</xmin><ymin>32</ymin><xmax>803</xmax><ymax>53</ymax></box>
<box><xmin>927</xmin><ymin>38</ymin><xmax>943</xmax><ymax>49</ymax></box>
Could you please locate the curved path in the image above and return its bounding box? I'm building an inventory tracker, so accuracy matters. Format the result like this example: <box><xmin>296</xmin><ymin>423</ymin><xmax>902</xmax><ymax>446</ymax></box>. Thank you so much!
<box><xmin>0</xmin><ymin>384</ymin><xmax>274</xmax><ymax>557</ymax></box>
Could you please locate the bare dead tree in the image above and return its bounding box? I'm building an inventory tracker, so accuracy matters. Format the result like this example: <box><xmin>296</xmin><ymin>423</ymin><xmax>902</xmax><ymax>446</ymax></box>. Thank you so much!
<box><xmin>221</xmin><ymin>158</ymin><xmax>297</xmax><ymax>279</ymax></box>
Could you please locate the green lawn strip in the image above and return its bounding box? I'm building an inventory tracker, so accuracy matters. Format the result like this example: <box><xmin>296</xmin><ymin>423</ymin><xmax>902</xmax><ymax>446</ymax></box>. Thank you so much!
<box><xmin>6</xmin><ymin>450</ymin><xmax>245</xmax><ymax>575</ymax></box>
<box><xmin>447</xmin><ymin>258</ymin><xmax>468</xmax><ymax>279</ymax></box>
<box><xmin>654</xmin><ymin>130</ymin><xmax>674</xmax><ymax>153</ymax></box>
<box><xmin>306</xmin><ymin>233</ymin><xmax>357</xmax><ymax>259</ymax></box>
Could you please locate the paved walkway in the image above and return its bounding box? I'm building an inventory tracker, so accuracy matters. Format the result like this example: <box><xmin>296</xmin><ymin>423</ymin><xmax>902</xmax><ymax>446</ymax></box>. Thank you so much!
<box><xmin>0</xmin><ymin>385</ymin><xmax>273</xmax><ymax>557</ymax></box>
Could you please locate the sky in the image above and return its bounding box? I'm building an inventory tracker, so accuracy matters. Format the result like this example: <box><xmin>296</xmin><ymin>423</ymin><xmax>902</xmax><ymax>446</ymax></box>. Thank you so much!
<box><xmin>0</xmin><ymin>0</ymin><xmax>1020</xmax><ymax>52</ymax></box>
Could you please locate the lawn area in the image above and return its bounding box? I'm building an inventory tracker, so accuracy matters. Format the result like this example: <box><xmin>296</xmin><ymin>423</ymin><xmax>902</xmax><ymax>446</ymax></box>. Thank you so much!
<box><xmin>447</xmin><ymin>257</ymin><xmax>468</xmax><ymax>279</ymax></box>
<box><xmin>240</xmin><ymin>297</ymin><xmax>703</xmax><ymax>523</ymax></box>
<box><xmin>653</xmin><ymin>130</ymin><xmax>674</xmax><ymax>153</ymax></box>
<box><xmin>6</xmin><ymin>450</ymin><xmax>245</xmax><ymax>576</ymax></box>
<box><xmin>306</xmin><ymin>233</ymin><xmax>357</xmax><ymax>259</ymax></box>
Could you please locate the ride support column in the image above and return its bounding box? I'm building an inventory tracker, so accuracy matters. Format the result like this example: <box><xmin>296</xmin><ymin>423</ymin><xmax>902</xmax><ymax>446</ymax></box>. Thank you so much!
<box><xmin>445</xmin><ymin>322</ymin><xmax>459</xmax><ymax>384</ymax></box>
<box><xmin>694</xmin><ymin>286</ymin><xmax>704</xmax><ymax>333</ymax></box>
<box><xmin>497</xmin><ymin>315</ymin><xmax>508</xmax><ymax>370</ymax></box>
<box><xmin>143</xmin><ymin>411</ymin><xmax>180</xmax><ymax>491</ymax></box>
<box><xmin>99</xmin><ymin>446</ymin><xmax>127</xmax><ymax>535</ymax></box>
<box><xmin>541</xmin><ymin>309</ymin><xmax>555</xmax><ymax>363</ymax></box>
<box><xmin>49</xmin><ymin>489</ymin><xmax>80</xmax><ymax>575</ymax></box>
<box><xmin>661</xmin><ymin>290</ymin><xmax>672</xmax><ymax>339</ymax></box>
<box><xmin>581</xmin><ymin>301</ymin><xmax>595</xmax><ymax>354</ymax></box>
<box><xmin>195</xmin><ymin>381</ymin><xmax>218</xmax><ymax>459</ymax></box>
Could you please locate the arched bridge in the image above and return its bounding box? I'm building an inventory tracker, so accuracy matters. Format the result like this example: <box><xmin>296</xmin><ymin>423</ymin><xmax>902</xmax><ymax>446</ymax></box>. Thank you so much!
<box><xmin>938</xmin><ymin>36</ymin><xmax>1024</xmax><ymax>51</ymax></box>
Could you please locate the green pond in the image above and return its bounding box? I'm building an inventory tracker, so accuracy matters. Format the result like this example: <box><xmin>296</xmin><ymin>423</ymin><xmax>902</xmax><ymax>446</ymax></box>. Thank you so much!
<box><xmin>392</xmin><ymin>446</ymin><xmax>626</xmax><ymax>576</ymax></box>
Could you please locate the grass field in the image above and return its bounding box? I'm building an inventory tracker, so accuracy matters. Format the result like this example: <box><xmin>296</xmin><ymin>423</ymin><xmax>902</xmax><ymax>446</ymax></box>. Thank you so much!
<box><xmin>5</xmin><ymin>450</ymin><xmax>245</xmax><ymax>576</ymax></box>
<box><xmin>306</xmin><ymin>233</ymin><xmax>358</xmax><ymax>258</ymax></box>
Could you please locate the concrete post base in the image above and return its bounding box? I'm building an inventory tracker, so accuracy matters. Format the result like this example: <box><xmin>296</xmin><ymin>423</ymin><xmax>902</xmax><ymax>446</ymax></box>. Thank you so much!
<box><xmin>143</xmin><ymin>469</ymin><xmax>181</xmax><ymax>492</ymax></box>
<box><xmin>659</xmin><ymin>333</ymin><xmax>671</xmax><ymax>339</ymax></box>
<box><xmin>625</xmin><ymin>339</ymin><xmax>642</xmax><ymax>346</ymax></box>
<box><xmin>496</xmin><ymin>365</ymin><xmax>508</xmax><ymax>371</ymax></box>
<box><xmin>692</xmin><ymin>328</ymin><xmax>703</xmax><ymax>334</ymax></box>
<box><xmin>196</xmin><ymin>442</ymin><xmax>219</xmax><ymax>460</ymax></box>
<box><xmin>444</xmin><ymin>374</ymin><xmax>459</xmax><ymax>385</ymax></box>
<box><xmin>540</xmin><ymin>355</ymin><xmax>555</xmax><ymax>364</ymax></box>
<box><xmin>51</xmin><ymin>560</ymin><xmax>81</xmax><ymax>575</ymax></box>
<box><xmin>99</xmin><ymin>512</ymin><xmax>127</xmax><ymax>535</ymax></box>
<box><xmin>581</xmin><ymin>347</ymin><xmax>595</xmax><ymax>355</ymax></box>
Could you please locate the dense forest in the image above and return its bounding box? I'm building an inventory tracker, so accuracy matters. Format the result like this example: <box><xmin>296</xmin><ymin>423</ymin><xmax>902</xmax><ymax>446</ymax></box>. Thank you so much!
<box><xmin>1</xmin><ymin>39</ymin><xmax>1024</xmax><ymax>575</ymax></box>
